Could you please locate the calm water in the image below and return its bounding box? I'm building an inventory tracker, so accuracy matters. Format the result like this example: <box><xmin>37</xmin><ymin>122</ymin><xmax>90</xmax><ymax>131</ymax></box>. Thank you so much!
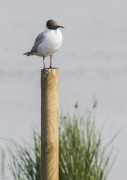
<box><xmin>0</xmin><ymin>0</ymin><xmax>127</xmax><ymax>179</ymax></box>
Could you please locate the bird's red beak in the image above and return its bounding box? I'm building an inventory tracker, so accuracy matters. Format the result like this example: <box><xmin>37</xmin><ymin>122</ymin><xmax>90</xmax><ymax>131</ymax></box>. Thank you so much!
<box><xmin>57</xmin><ymin>25</ymin><xmax>64</xmax><ymax>28</ymax></box>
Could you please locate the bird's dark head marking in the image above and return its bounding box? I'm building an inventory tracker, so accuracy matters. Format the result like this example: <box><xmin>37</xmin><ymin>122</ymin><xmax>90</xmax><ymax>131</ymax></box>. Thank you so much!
<box><xmin>46</xmin><ymin>20</ymin><xmax>64</xmax><ymax>30</ymax></box>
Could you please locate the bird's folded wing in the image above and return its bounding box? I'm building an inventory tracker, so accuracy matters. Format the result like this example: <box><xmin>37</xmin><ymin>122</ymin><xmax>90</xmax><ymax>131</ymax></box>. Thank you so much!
<box><xmin>31</xmin><ymin>32</ymin><xmax>45</xmax><ymax>53</ymax></box>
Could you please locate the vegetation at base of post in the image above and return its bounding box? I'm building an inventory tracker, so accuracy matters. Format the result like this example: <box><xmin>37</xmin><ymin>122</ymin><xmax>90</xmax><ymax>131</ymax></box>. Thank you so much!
<box><xmin>1</xmin><ymin>106</ymin><xmax>118</xmax><ymax>180</ymax></box>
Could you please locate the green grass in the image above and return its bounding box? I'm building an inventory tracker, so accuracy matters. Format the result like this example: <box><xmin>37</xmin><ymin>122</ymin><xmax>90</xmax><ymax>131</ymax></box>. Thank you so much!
<box><xmin>1</xmin><ymin>109</ymin><xmax>117</xmax><ymax>180</ymax></box>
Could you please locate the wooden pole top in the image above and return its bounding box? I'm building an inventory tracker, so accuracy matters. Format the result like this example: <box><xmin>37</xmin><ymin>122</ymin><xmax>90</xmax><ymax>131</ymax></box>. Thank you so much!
<box><xmin>41</xmin><ymin>68</ymin><xmax>59</xmax><ymax>180</ymax></box>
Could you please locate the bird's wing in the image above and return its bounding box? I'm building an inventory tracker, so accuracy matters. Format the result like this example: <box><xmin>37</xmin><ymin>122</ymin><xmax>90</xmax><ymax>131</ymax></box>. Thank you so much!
<box><xmin>30</xmin><ymin>32</ymin><xmax>45</xmax><ymax>53</ymax></box>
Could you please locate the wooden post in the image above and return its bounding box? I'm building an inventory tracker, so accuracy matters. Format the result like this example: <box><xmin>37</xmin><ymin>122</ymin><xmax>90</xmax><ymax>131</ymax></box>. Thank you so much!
<box><xmin>41</xmin><ymin>68</ymin><xmax>59</xmax><ymax>180</ymax></box>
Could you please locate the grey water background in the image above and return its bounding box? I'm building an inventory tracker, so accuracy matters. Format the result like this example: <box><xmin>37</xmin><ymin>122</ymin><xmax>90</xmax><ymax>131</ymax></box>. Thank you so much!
<box><xmin>0</xmin><ymin>0</ymin><xmax>127</xmax><ymax>179</ymax></box>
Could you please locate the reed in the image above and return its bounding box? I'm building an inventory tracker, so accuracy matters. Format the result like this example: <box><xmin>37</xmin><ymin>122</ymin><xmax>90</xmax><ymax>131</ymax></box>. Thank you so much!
<box><xmin>1</xmin><ymin>109</ymin><xmax>117</xmax><ymax>180</ymax></box>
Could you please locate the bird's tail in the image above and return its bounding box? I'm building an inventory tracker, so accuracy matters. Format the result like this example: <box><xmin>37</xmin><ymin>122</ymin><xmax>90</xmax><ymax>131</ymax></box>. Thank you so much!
<box><xmin>23</xmin><ymin>51</ymin><xmax>34</xmax><ymax>56</ymax></box>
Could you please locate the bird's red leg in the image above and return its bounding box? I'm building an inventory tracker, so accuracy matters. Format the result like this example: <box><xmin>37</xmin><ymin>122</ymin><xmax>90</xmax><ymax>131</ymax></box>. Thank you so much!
<box><xmin>43</xmin><ymin>56</ymin><xmax>45</xmax><ymax>69</ymax></box>
<box><xmin>49</xmin><ymin>55</ymin><xmax>52</xmax><ymax>68</ymax></box>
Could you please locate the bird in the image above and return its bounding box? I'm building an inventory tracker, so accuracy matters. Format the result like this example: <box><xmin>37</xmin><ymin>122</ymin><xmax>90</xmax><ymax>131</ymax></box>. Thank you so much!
<box><xmin>23</xmin><ymin>19</ymin><xmax>64</xmax><ymax>69</ymax></box>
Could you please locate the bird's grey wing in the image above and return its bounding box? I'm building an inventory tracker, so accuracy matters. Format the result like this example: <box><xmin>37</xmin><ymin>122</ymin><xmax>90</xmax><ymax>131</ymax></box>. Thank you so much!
<box><xmin>31</xmin><ymin>32</ymin><xmax>45</xmax><ymax>53</ymax></box>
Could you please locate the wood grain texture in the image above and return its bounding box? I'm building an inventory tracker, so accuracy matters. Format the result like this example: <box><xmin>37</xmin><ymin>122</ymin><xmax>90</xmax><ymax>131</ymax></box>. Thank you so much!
<box><xmin>41</xmin><ymin>69</ymin><xmax>59</xmax><ymax>180</ymax></box>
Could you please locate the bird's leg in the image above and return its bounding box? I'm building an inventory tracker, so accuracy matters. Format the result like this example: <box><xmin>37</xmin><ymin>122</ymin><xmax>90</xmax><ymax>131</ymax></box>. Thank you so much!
<box><xmin>43</xmin><ymin>56</ymin><xmax>45</xmax><ymax>69</ymax></box>
<box><xmin>49</xmin><ymin>55</ymin><xmax>52</xmax><ymax>68</ymax></box>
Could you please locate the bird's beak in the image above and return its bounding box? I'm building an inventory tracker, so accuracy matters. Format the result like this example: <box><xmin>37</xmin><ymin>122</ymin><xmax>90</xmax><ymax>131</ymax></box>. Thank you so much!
<box><xmin>57</xmin><ymin>25</ymin><xmax>64</xmax><ymax>28</ymax></box>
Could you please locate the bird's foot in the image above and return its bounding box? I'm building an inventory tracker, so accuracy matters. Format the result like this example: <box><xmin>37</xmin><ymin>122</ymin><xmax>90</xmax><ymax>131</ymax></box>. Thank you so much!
<box><xmin>49</xmin><ymin>66</ymin><xmax>53</xmax><ymax>69</ymax></box>
<box><xmin>43</xmin><ymin>66</ymin><xmax>46</xmax><ymax>70</ymax></box>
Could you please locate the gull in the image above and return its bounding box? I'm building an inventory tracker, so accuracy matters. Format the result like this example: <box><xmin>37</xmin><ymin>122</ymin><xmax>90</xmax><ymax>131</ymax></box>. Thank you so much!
<box><xmin>23</xmin><ymin>19</ymin><xmax>64</xmax><ymax>69</ymax></box>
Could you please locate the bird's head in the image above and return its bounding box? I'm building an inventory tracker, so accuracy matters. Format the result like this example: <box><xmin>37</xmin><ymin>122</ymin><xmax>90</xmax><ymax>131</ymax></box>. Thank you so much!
<box><xmin>46</xmin><ymin>20</ymin><xmax>64</xmax><ymax>30</ymax></box>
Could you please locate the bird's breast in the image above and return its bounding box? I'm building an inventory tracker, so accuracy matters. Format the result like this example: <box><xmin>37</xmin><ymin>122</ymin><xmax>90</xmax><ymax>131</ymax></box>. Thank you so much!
<box><xmin>46</xmin><ymin>29</ymin><xmax>62</xmax><ymax>47</ymax></box>
<box><xmin>37</xmin><ymin>29</ymin><xmax>62</xmax><ymax>57</ymax></box>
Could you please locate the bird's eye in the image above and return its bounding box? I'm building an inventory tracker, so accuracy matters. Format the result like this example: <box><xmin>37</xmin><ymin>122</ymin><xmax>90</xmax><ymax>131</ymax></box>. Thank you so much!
<box><xmin>50</xmin><ymin>25</ymin><xmax>53</xmax><ymax>29</ymax></box>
